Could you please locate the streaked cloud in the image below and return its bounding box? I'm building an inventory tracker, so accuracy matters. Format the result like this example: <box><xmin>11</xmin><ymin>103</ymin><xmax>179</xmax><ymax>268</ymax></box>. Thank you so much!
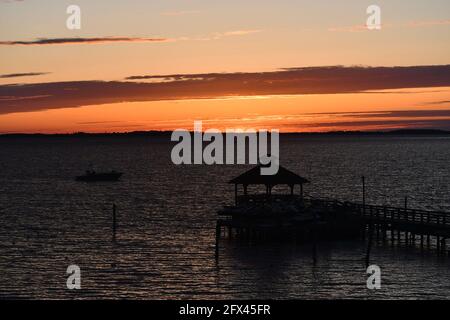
<box><xmin>250</xmin><ymin>110</ymin><xmax>450</xmax><ymax>131</ymax></box>
<box><xmin>222</xmin><ymin>30</ymin><xmax>262</xmax><ymax>36</ymax></box>
<box><xmin>328</xmin><ymin>25</ymin><xmax>372</xmax><ymax>33</ymax></box>
<box><xmin>0</xmin><ymin>29</ymin><xmax>261</xmax><ymax>46</ymax></box>
<box><xmin>0</xmin><ymin>72</ymin><xmax>50</xmax><ymax>79</ymax></box>
<box><xmin>309</xmin><ymin>110</ymin><xmax>450</xmax><ymax>118</ymax></box>
<box><xmin>1</xmin><ymin>65</ymin><xmax>449</xmax><ymax>115</ymax></box>
<box><xmin>179</xmin><ymin>29</ymin><xmax>263</xmax><ymax>42</ymax></box>
<box><xmin>160</xmin><ymin>10</ymin><xmax>201</xmax><ymax>16</ymax></box>
<box><xmin>425</xmin><ymin>100</ymin><xmax>450</xmax><ymax>105</ymax></box>
<box><xmin>134</xmin><ymin>110</ymin><xmax>450</xmax><ymax>132</ymax></box>
<box><xmin>286</xmin><ymin>119</ymin><xmax>450</xmax><ymax>131</ymax></box>
<box><xmin>0</xmin><ymin>37</ymin><xmax>169</xmax><ymax>46</ymax></box>
<box><xmin>329</xmin><ymin>19</ymin><xmax>450</xmax><ymax>32</ymax></box>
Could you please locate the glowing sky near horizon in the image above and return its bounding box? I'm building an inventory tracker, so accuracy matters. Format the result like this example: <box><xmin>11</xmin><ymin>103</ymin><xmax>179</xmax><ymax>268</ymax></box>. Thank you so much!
<box><xmin>0</xmin><ymin>0</ymin><xmax>449</xmax><ymax>133</ymax></box>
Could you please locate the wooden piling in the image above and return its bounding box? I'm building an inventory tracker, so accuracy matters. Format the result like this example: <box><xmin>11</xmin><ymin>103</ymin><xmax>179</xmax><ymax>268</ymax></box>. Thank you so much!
<box><xmin>362</xmin><ymin>176</ymin><xmax>366</xmax><ymax>212</ymax></box>
<box><xmin>112</xmin><ymin>203</ymin><xmax>117</xmax><ymax>243</ymax></box>
<box><xmin>404</xmin><ymin>209</ymin><xmax>409</xmax><ymax>243</ymax></box>
<box><xmin>312</xmin><ymin>212</ymin><xmax>317</xmax><ymax>265</ymax></box>
<box><xmin>365</xmin><ymin>222</ymin><xmax>374</xmax><ymax>267</ymax></box>
<box><xmin>443</xmin><ymin>217</ymin><xmax>447</xmax><ymax>254</ymax></box>
<box><xmin>437</xmin><ymin>236</ymin><xmax>441</xmax><ymax>254</ymax></box>
<box><xmin>420</xmin><ymin>213</ymin><xmax>424</xmax><ymax>249</ymax></box>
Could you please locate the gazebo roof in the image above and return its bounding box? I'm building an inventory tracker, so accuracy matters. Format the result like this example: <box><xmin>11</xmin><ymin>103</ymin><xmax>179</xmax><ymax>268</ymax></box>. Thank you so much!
<box><xmin>229</xmin><ymin>164</ymin><xmax>310</xmax><ymax>185</ymax></box>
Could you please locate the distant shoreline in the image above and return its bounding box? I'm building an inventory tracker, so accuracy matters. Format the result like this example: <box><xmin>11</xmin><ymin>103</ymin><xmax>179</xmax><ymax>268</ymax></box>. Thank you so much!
<box><xmin>1</xmin><ymin>129</ymin><xmax>450</xmax><ymax>138</ymax></box>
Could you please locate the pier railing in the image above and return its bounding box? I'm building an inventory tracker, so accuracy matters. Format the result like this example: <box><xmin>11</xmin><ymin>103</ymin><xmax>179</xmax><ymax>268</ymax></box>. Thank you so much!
<box><xmin>305</xmin><ymin>198</ymin><xmax>450</xmax><ymax>228</ymax></box>
<box><xmin>217</xmin><ymin>194</ymin><xmax>450</xmax><ymax>258</ymax></box>
<box><xmin>230</xmin><ymin>194</ymin><xmax>450</xmax><ymax>228</ymax></box>
<box><xmin>350</xmin><ymin>203</ymin><xmax>449</xmax><ymax>226</ymax></box>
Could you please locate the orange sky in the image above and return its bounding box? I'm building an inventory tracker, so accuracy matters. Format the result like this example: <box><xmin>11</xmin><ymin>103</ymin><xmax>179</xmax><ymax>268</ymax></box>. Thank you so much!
<box><xmin>0</xmin><ymin>0</ymin><xmax>449</xmax><ymax>133</ymax></box>
<box><xmin>1</xmin><ymin>87</ymin><xmax>449</xmax><ymax>133</ymax></box>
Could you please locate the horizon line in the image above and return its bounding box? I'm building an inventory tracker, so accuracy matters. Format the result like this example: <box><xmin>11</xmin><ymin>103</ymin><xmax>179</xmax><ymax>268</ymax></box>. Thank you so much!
<box><xmin>1</xmin><ymin>128</ymin><xmax>449</xmax><ymax>137</ymax></box>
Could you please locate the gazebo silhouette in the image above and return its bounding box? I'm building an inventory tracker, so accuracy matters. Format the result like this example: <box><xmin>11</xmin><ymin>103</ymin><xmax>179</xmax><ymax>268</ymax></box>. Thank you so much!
<box><xmin>229</xmin><ymin>164</ymin><xmax>310</xmax><ymax>205</ymax></box>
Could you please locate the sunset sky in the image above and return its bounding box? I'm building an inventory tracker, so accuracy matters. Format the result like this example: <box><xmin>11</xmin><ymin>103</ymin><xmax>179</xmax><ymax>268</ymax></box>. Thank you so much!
<box><xmin>1</xmin><ymin>0</ymin><xmax>449</xmax><ymax>133</ymax></box>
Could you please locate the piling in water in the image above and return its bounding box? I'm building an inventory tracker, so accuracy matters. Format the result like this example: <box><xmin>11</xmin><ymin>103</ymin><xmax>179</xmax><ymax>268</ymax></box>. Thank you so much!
<box><xmin>113</xmin><ymin>203</ymin><xmax>117</xmax><ymax>243</ymax></box>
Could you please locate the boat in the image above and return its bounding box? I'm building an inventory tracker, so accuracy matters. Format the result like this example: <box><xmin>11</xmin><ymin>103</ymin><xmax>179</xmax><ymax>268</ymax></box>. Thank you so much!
<box><xmin>75</xmin><ymin>170</ymin><xmax>123</xmax><ymax>182</ymax></box>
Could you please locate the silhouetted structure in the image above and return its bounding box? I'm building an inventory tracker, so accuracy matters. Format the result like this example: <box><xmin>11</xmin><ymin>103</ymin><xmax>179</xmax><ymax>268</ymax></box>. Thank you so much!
<box><xmin>229</xmin><ymin>164</ymin><xmax>310</xmax><ymax>205</ymax></box>
<box><xmin>215</xmin><ymin>165</ymin><xmax>450</xmax><ymax>261</ymax></box>
<box><xmin>75</xmin><ymin>170</ymin><xmax>123</xmax><ymax>182</ymax></box>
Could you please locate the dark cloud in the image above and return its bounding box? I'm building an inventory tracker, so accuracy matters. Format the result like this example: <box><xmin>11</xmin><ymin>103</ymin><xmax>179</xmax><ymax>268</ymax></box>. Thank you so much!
<box><xmin>76</xmin><ymin>120</ymin><xmax>126</xmax><ymax>125</ymax></box>
<box><xmin>281</xmin><ymin>109</ymin><xmax>450</xmax><ymax>131</ymax></box>
<box><xmin>0</xmin><ymin>72</ymin><xmax>50</xmax><ymax>79</ymax></box>
<box><xmin>1</xmin><ymin>65</ymin><xmax>449</xmax><ymax>114</ymax></box>
<box><xmin>0</xmin><ymin>37</ymin><xmax>168</xmax><ymax>46</ymax></box>
<box><xmin>426</xmin><ymin>100</ymin><xmax>450</xmax><ymax>105</ymax></box>
<box><xmin>286</xmin><ymin>119</ymin><xmax>450</xmax><ymax>131</ymax></box>
<box><xmin>125</xmin><ymin>74</ymin><xmax>216</xmax><ymax>81</ymax></box>
<box><xmin>309</xmin><ymin>110</ymin><xmax>450</xmax><ymax>118</ymax></box>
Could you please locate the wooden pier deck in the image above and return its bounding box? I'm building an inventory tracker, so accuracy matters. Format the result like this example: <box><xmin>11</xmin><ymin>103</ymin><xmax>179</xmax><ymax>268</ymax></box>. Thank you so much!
<box><xmin>343</xmin><ymin>201</ymin><xmax>450</xmax><ymax>252</ymax></box>
<box><xmin>217</xmin><ymin>165</ymin><xmax>450</xmax><ymax>259</ymax></box>
<box><xmin>216</xmin><ymin>196</ymin><xmax>450</xmax><ymax>256</ymax></box>
<box><xmin>304</xmin><ymin>199</ymin><xmax>450</xmax><ymax>236</ymax></box>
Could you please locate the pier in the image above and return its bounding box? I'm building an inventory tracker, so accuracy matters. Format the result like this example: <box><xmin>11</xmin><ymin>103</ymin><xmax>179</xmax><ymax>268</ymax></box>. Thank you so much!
<box><xmin>349</xmin><ymin>201</ymin><xmax>450</xmax><ymax>251</ymax></box>
<box><xmin>216</xmin><ymin>165</ymin><xmax>450</xmax><ymax>259</ymax></box>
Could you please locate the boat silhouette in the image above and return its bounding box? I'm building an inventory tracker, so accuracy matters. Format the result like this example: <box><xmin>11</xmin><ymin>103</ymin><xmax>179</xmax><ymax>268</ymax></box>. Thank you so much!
<box><xmin>75</xmin><ymin>170</ymin><xmax>123</xmax><ymax>182</ymax></box>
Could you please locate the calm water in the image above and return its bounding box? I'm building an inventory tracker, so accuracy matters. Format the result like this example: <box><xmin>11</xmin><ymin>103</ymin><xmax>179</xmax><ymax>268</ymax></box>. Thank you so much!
<box><xmin>0</xmin><ymin>135</ymin><xmax>449</xmax><ymax>299</ymax></box>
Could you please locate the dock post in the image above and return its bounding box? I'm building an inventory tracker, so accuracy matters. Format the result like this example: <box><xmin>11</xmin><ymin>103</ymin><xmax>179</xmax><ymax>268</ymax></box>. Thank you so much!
<box><xmin>312</xmin><ymin>212</ymin><xmax>317</xmax><ymax>265</ymax></box>
<box><xmin>112</xmin><ymin>203</ymin><xmax>117</xmax><ymax>243</ymax></box>
<box><xmin>391</xmin><ymin>227</ymin><xmax>394</xmax><ymax>246</ymax></box>
<box><xmin>436</xmin><ymin>216</ymin><xmax>441</xmax><ymax>254</ymax></box>
<box><xmin>404</xmin><ymin>208</ymin><xmax>409</xmax><ymax>244</ymax></box>
<box><xmin>362</xmin><ymin>176</ymin><xmax>366</xmax><ymax>215</ymax></box>
<box><xmin>420</xmin><ymin>213</ymin><xmax>424</xmax><ymax>249</ymax></box>
<box><xmin>361</xmin><ymin>175</ymin><xmax>366</xmax><ymax>243</ymax></box>
<box><xmin>391</xmin><ymin>209</ymin><xmax>395</xmax><ymax>245</ymax></box>
<box><xmin>443</xmin><ymin>217</ymin><xmax>447</xmax><ymax>254</ymax></box>
<box><xmin>365</xmin><ymin>222</ymin><xmax>374</xmax><ymax>267</ymax></box>
<box><xmin>437</xmin><ymin>236</ymin><xmax>441</xmax><ymax>254</ymax></box>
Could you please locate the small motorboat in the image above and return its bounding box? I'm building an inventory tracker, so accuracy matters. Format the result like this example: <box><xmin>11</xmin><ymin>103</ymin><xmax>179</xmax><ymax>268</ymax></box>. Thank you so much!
<box><xmin>75</xmin><ymin>170</ymin><xmax>123</xmax><ymax>182</ymax></box>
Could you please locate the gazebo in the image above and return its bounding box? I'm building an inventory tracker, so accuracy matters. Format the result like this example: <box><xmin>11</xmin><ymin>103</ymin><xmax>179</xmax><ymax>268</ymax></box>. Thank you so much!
<box><xmin>229</xmin><ymin>164</ymin><xmax>310</xmax><ymax>205</ymax></box>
